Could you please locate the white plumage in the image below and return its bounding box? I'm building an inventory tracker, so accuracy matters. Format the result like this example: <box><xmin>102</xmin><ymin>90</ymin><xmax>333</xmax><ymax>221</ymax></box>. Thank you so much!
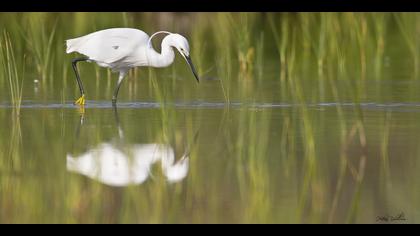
<box><xmin>67</xmin><ymin>28</ymin><xmax>150</xmax><ymax>69</ymax></box>
<box><xmin>66</xmin><ymin>28</ymin><xmax>199</xmax><ymax>105</ymax></box>
<box><xmin>67</xmin><ymin>143</ymin><xmax>190</xmax><ymax>186</ymax></box>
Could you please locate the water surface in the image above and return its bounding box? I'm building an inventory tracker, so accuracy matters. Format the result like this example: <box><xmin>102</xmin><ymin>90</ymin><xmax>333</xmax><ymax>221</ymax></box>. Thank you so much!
<box><xmin>1</xmin><ymin>12</ymin><xmax>420</xmax><ymax>223</ymax></box>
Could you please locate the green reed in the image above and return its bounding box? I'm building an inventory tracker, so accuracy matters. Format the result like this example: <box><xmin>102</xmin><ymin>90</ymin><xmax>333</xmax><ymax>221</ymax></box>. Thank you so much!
<box><xmin>0</xmin><ymin>12</ymin><xmax>418</xmax><ymax>223</ymax></box>
<box><xmin>0</xmin><ymin>31</ymin><xmax>24</xmax><ymax>116</ymax></box>
<box><xmin>394</xmin><ymin>13</ymin><xmax>419</xmax><ymax>78</ymax></box>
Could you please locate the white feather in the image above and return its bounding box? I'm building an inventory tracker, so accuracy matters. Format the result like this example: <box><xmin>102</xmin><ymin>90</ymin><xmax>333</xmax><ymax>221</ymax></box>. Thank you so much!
<box><xmin>66</xmin><ymin>28</ymin><xmax>150</xmax><ymax>67</ymax></box>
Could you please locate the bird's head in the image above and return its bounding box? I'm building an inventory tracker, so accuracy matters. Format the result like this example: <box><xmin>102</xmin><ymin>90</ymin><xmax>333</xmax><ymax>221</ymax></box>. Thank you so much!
<box><xmin>170</xmin><ymin>34</ymin><xmax>190</xmax><ymax>57</ymax></box>
<box><xmin>169</xmin><ymin>33</ymin><xmax>199</xmax><ymax>83</ymax></box>
<box><xmin>148</xmin><ymin>31</ymin><xmax>200</xmax><ymax>83</ymax></box>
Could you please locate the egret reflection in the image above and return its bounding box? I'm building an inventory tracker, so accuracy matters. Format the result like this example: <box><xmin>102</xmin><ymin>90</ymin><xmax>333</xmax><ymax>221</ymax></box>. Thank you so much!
<box><xmin>67</xmin><ymin>107</ymin><xmax>196</xmax><ymax>187</ymax></box>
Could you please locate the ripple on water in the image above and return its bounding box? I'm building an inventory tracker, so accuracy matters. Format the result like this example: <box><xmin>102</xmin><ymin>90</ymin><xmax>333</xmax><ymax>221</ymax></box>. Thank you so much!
<box><xmin>2</xmin><ymin>100</ymin><xmax>420</xmax><ymax>112</ymax></box>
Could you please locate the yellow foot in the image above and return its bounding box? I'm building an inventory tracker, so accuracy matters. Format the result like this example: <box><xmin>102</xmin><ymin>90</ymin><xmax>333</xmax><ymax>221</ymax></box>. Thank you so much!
<box><xmin>75</xmin><ymin>95</ymin><xmax>85</xmax><ymax>105</ymax></box>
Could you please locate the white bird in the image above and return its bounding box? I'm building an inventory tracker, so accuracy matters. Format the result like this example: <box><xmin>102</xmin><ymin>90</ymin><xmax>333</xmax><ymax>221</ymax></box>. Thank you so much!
<box><xmin>66</xmin><ymin>28</ymin><xmax>200</xmax><ymax>105</ymax></box>
<box><xmin>67</xmin><ymin>107</ymin><xmax>194</xmax><ymax>187</ymax></box>
<box><xmin>66</xmin><ymin>143</ymin><xmax>190</xmax><ymax>187</ymax></box>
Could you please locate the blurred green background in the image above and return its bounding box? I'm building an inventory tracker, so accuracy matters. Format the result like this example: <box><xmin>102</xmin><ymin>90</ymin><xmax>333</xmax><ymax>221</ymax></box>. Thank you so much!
<box><xmin>0</xmin><ymin>12</ymin><xmax>419</xmax><ymax>223</ymax></box>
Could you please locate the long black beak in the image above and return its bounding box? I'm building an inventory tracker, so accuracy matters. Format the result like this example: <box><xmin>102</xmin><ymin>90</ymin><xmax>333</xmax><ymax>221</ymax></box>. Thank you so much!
<box><xmin>185</xmin><ymin>55</ymin><xmax>200</xmax><ymax>83</ymax></box>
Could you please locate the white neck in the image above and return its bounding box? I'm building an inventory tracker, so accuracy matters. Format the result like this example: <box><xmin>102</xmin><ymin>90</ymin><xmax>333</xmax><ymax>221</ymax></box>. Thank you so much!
<box><xmin>146</xmin><ymin>35</ymin><xmax>175</xmax><ymax>68</ymax></box>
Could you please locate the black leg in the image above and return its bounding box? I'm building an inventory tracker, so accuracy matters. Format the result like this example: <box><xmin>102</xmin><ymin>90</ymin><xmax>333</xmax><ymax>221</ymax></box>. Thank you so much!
<box><xmin>112</xmin><ymin>81</ymin><xmax>124</xmax><ymax>104</ymax></box>
<box><xmin>112</xmin><ymin>72</ymin><xmax>127</xmax><ymax>104</ymax></box>
<box><xmin>72</xmin><ymin>57</ymin><xmax>89</xmax><ymax>96</ymax></box>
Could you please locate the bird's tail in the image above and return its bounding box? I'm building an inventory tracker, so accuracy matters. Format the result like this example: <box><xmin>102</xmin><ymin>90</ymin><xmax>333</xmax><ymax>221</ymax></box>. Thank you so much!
<box><xmin>66</xmin><ymin>37</ymin><xmax>83</xmax><ymax>54</ymax></box>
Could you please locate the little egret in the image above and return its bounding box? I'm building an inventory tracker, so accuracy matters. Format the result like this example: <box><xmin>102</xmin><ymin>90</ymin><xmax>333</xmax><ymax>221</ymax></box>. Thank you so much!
<box><xmin>66</xmin><ymin>28</ymin><xmax>200</xmax><ymax>105</ymax></box>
